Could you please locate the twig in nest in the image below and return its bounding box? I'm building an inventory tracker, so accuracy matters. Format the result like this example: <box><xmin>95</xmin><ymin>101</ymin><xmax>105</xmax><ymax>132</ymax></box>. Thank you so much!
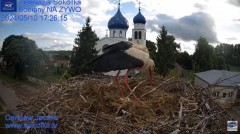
<box><xmin>80</xmin><ymin>95</ymin><xmax>87</xmax><ymax>102</ymax></box>
<box><xmin>126</xmin><ymin>80</ymin><xmax>145</xmax><ymax>98</ymax></box>
<box><xmin>91</xmin><ymin>111</ymin><xmax>98</xmax><ymax>134</ymax></box>
<box><xmin>141</xmin><ymin>77</ymin><xmax>173</xmax><ymax>98</ymax></box>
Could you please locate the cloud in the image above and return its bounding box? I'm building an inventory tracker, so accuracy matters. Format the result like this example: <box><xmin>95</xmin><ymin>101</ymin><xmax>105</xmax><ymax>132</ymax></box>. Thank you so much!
<box><xmin>43</xmin><ymin>40</ymin><xmax>73</xmax><ymax>50</ymax></box>
<box><xmin>22</xmin><ymin>32</ymin><xmax>74</xmax><ymax>50</ymax></box>
<box><xmin>194</xmin><ymin>3</ymin><xmax>207</xmax><ymax>10</ymax></box>
<box><xmin>22</xmin><ymin>32</ymin><xmax>72</xmax><ymax>41</ymax></box>
<box><xmin>147</xmin><ymin>12</ymin><xmax>218</xmax><ymax>43</ymax></box>
<box><xmin>62</xmin><ymin>18</ymin><xmax>82</xmax><ymax>34</ymax></box>
<box><xmin>226</xmin><ymin>37</ymin><xmax>238</xmax><ymax>42</ymax></box>
<box><xmin>228</xmin><ymin>0</ymin><xmax>240</xmax><ymax>6</ymax></box>
<box><xmin>233</xmin><ymin>18</ymin><xmax>240</xmax><ymax>21</ymax></box>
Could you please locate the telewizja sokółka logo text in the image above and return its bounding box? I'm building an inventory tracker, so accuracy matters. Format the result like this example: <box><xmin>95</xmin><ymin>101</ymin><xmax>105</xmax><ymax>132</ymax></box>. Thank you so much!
<box><xmin>18</xmin><ymin>0</ymin><xmax>81</xmax><ymax>14</ymax></box>
<box><xmin>1</xmin><ymin>0</ymin><xmax>81</xmax><ymax>22</ymax></box>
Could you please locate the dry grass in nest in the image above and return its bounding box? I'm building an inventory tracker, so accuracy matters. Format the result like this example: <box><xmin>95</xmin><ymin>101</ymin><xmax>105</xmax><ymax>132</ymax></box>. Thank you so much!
<box><xmin>17</xmin><ymin>74</ymin><xmax>232</xmax><ymax>134</ymax></box>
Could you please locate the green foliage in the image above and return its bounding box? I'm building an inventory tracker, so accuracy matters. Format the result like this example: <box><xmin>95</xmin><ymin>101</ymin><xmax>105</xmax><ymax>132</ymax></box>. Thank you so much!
<box><xmin>1</xmin><ymin>35</ymin><xmax>43</xmax><ymax>80</ymax></box>
<box><xmin>176</xmin><ymin>51</ymin><xmax>193</xmax><ymax>70</ymax></box>
<box><xmin>228</xmin><ymin>64</ymin><xmax>240</xmax><ymax>72</ymax></box>
<box><xmin>70</xmin><ymin>17</ymin><xmax>99</xmax><ymax>75</ymax></box>
<box><xmin>193</xmin><ymin>37</ymin><xmax>217</xmax><ymax>72</ymax></box>
<box><xmin>0</xmin><ymin>104</ymin><xmax>17</xmax><ymax>134</ymax></box>
<box><xmin>216</xmin><ymin>55</ymin><xmax>226</xmax><ymax>70</ymax></box>
<box><xmin>146</xmin><ymin>40</ymin><xmax>157</xmax><ymax>61</ymax></box>
<box><xmin>215</xmin><ymin>43</ymin><xmax>240</xmax><ymax>66</ymax></box>
<box><xmin>153</xmin><ymin>26</ymin><xmax>180</xmax><ymax>76</ymax></box>
<box><xmin>46</xmin><ymin>50</ymin><xmax>71</xmax><ymax>60</ymax></box>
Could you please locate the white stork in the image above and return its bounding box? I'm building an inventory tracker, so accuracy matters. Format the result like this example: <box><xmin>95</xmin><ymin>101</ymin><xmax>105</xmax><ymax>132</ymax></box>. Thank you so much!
<box><xmin>90</xmin><ymin>41</ymin><xmax>154</xmax><ymax>100</ymax></box>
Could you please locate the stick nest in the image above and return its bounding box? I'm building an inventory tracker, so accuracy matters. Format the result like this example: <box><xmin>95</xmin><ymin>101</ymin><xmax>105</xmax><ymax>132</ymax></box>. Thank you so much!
<box><xmin>17</xmin><ymin>74</ymin><xmax>232</xmax><ymax>134</ymax></box>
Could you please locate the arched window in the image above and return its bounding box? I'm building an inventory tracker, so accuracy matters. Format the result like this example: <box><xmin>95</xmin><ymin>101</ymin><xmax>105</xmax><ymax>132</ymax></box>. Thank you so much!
<box><xmin>102</xmin><ymin>44</ymin><xmax>109</xmax><ymax>53</ymax></box>
<box><xmin>113</xmin><ymin>30</ymin><xmax>115</xmax><ymax>37</ymax></box>
<box><xmin>134</xmin><ymin>31</ymin><xmax>138</xmax><ymax>39</ymax></box>
<box><xmin>139</xmin><ymin>31</ymin><xmax>142</xmax><ymax>39</ymax></box>
<box><xmin>119</xmin><ymin>31</ymin><xmax>122</xmax><ymax>37</ymax></box>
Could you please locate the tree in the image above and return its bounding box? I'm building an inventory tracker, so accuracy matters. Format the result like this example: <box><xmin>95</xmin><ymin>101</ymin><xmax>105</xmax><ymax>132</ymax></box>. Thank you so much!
<box><xmin>154</xmin><ymin>26</ymin><xmax>180</xmax><ymax>76</ymax></box>
<box><xmin>176</xmin><ymin>51</ymin><xmax>193</xmax><ymax>70</ymax></box>
<box><xmin>70</xmin><ymin>17</ymin><xmax>99</xmax><ymax>75</ymax></box>
<box><xmin>215</xmin><ymin>43</ymin><xmax>240</xmax><ymax>66</ymax></box>
<box><xmin>1</xmin><ymin>35</ymin><xmax>42</xmax><ymax>80</ymax></box>
<box><xmin>193</xmin><ymin>37</ymin><xmax>216</xmax><ymax>72</ymax></box>
<box><xmin>146</xmin><ymin>40</ymin><xmax>157</xmax><ymax>61</ymax></box>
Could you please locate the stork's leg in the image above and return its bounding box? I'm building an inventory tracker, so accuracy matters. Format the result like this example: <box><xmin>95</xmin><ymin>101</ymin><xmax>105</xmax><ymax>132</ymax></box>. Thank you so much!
<box><xmin>123</xmin><ymin>69</ymin><xmax>140</xmax><ymax>101</ymax></box>
<box><xmin>149</xmin><ymin>67</ymin><xmax>153</xmax><ymax>86</ymax></box>
<box><xmin>114</xmin><ymin>70</ymin><xmax>124</xmax><ymax>97</ymax></box>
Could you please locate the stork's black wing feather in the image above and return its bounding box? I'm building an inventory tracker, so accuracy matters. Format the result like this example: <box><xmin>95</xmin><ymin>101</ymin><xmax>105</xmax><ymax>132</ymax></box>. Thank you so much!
<box><xmin>102</xmin><ymin>41</ymin><xmax>133</xmax><ymax>54</ymax></box>
<box><xmin>90</xmin><ymin>51</ymin><xmax>144</xmax><ymax>72</ymax></box>
<box><xmin>89</xmin><ymin>41</ymin><xmax>133</xmax><ymax>65</ymax></box>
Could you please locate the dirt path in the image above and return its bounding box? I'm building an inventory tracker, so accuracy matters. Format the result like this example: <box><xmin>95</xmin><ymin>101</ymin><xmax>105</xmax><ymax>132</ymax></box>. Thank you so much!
<box><xmin>0</xmin><ymin>80</ymin><xmax>37</xmax><ymax>115</ymax></box>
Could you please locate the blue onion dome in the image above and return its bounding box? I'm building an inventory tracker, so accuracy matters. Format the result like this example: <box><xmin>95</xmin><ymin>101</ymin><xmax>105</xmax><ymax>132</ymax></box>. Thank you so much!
<box><xmin>133</xmin><ymin>10</ymin><xmax>146</xmax><ymax>24</ymax></box>
<box><xmin>108</xmin><ymin>8</ymin><xmax>129</xmax><ymax>29</ymax></box>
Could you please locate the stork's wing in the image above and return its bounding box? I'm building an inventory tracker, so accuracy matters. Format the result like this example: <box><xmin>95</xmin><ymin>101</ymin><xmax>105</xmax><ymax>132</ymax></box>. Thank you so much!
<box><xmin>102</xmin><ymin>41</ymin><xmax>133</xmax><ymax>54</ymax></box>
<box><xmin>90</xmin><ymin>51</ymin><xmax>144</xmax><ymax>72</ymax></box>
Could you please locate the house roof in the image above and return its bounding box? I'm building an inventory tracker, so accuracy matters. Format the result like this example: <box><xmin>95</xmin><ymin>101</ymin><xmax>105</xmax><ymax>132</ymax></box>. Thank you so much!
<box><xmin>195</xmin><ymin>70</ymin><xmax>240</xmax><ymax>87</ymax></box>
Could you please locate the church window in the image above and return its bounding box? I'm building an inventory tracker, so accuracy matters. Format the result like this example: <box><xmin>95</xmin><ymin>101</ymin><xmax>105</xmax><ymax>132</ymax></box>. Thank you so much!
<box><xmin>102</xmin><ymin>44</ymin><xmax>109</xmax><ymax>52</ymax></box>
<box><xmin>228</xmin><ymin>92</ymin><xmax>233</xmax><ymax>97</ymax></box>
<box><xmin>139</xmin><ymin>31</ymin><xmax>141</xmax><ymax>39</ymax></box>
<box><xmin>223</xmin><ymin>93</ymin><xmax>226</xmax><ymax>98</ymax></box>
<box><xmin>120</xmin><ymin>31</ymin><xmax>122</xmax><ymax>37</ymax></box>
<box><xmin>113</xmin><ymin>30</ymin><xmax>116</xmax><ymax>37</ymax></box>
<box><xmin>134</xmin><ymin>31</ymin><xmax>138</xmax><ymax>39</ymax></box>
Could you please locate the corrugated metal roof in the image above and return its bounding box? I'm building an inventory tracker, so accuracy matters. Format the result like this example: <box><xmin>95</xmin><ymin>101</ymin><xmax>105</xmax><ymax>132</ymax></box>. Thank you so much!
<box><xmin>195</xmin><ymin>70</ymin><xmax>240</xmax><ymax>87</ymax></box>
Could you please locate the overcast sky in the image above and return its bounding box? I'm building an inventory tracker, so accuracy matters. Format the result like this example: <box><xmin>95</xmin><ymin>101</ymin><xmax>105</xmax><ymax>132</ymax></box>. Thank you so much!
<box><xmin>0</xmin><ymin>0</ymin><xmax>240</xmax><ymax>54</ymax></box>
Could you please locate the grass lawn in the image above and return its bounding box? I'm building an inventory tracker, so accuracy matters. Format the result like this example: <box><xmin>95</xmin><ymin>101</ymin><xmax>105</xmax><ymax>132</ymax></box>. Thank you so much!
<box><xmin>39</xmin><ymin>68</ymin><xmax>69</xmax><ymax>84</ymax></box>
<box><xmin>41</xmin><ymin>74</ymin><xmax>63</xmax><ymax>83</ymax></box>
<box><xmin>167</xmin><ymin>68</ymin><xmax>195</xmax><ymax>82</ymax></box>
<box><xmin>0</xmin><ymin>73</ymin><xmax>39</xmax><ymax>89</ymax></box>
<box><xmin>229</xmin><ymin>65</ymin><xmax>240</xmax><ymax>72</ymax></box>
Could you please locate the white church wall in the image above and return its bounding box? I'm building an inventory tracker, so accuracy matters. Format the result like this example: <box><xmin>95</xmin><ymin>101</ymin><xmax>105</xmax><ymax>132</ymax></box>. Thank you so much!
<box><xmin>134</xmin><ymin>23</ymin><xmax>145</xmax><ymax>29</ymax></box>
<box><xmin>110</xmin><ymin>29</ymin><xmax>127</xmax><ymax>38</ymax></box>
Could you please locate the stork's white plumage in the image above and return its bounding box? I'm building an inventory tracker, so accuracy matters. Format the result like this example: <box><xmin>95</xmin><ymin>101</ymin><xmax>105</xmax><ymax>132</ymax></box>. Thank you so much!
<box><xmin>90</xmin><ymin>41</ymin><xmax>154</xmax><ymax>100</ymax></box>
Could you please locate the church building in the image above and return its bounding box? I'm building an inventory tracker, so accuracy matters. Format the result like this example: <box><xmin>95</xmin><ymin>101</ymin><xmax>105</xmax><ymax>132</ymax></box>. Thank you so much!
<box><xmin>95</xmin><ymin>1</ymin><xmax>146</xmax><ymax>75</ymax></box>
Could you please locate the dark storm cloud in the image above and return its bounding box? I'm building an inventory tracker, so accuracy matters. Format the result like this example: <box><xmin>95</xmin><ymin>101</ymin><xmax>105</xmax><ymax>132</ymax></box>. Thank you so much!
<box><xmin>228</xmin><ymin>0</ymin><xmax>240</xmax><ymax>6</ymax></box>
<box><xmin>147</xmin><ymin>12</ymin><xmax>218</xmax><ymax>43</ymax></box>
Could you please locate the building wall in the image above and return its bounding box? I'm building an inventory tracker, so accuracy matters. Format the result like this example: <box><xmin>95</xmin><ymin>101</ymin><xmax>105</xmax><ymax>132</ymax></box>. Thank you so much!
<box><xmin>132</xmin><ymin>23</ymin><xmax>146</xmax><ymax>46</ymax></box>
<box><xmin>96</xmin><ymin>37</ymin><xmax>127</xmax><ymax>55</ymax></box>
<box><xmin>194</xmin><ymin>76</ymin><xmax>209</xmax><ymax>88</ymax></box>
<box><xmin>109</xmin><ymin>29</ymin><xmax>127</xmax><ymax>38</ymax></box>
<box><xmin>194</xmin><ymin>76</ymin><xmax>238</xmax><ymax>104</ymax></box>
<box><xmin>55</xmin><ymin>60</ymin><xmax>69</xmax><ymax>68</ymax></box>
<box><xmin>133</xmin><ymin>23</ymin><xmax>145</xmax><ymax>29</ymax></box>
<box><xmin>212</xmin><ymin>86</ymin><xmax>238</xmax><ymax>104</ymax></box>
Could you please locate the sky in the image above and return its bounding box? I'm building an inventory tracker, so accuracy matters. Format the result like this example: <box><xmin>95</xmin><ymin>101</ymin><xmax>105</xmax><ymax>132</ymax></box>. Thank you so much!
<box><xmin>0</xmin><ymin>0</ymin><xmax>240</xmax><ymax>54</ymax></box>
